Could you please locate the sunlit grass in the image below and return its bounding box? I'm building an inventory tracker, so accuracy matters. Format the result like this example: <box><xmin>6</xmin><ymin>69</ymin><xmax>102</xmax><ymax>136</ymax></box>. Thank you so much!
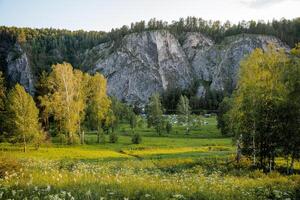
<box><xmin>0</xmin><ymin>116</ymin><xmax>299</xmax><ymax>199</ymax></box>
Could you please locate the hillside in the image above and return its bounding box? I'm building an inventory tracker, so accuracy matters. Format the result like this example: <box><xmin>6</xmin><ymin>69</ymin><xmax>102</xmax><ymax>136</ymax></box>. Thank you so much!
<box><xmin>0</xmin><ymin>30</ymin><xmax>288</xmax><ymax>104</ymax></box>
<box><xmin>1</xmin><ymin>17</ymin><xmax>299</xmax><ymax>105</ymax></box>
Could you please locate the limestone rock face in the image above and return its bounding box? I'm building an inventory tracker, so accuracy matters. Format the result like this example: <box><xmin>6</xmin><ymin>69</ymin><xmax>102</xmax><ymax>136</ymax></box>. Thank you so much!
<box><xmin>190</xmin><ymin>34</ymin><xmax>289</xmax><ymax>93</ymax></box>
<box><xmin>91</xmin><ymin>30</ymin><xmax>191</xmax><ymax>103</ymax></box>
<box><xmin>89</xmin><ymin>31</ymin><xmax>287</xmax><ymax>103</ymax></box>
<box><xmin>6</xmin><ymin>44</ymin><xmax>34</xmax><ymax>94</ymax></box>
<box><xmin>182</xmin><ymin>32</ymin><xmax>214</xmax><ymax>62</ymax></box>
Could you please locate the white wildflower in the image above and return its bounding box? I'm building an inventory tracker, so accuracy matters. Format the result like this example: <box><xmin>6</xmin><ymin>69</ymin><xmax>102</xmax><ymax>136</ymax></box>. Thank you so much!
<box><xmin>86</xmin><ymin>190</ymin><xmax>91</xmax><ymax>196</ymax></box>
<box><xmin>145</xmin><ymin>194</ymin><xmax>151</xmax><ymax>198</ymax></box>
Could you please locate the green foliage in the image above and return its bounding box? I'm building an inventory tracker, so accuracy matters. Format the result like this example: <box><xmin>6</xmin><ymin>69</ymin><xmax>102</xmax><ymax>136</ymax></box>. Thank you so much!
<box><xmin>129</xmin><ymin>112</ymin><xmax>137</xmax><ymax>130</ymax></box>
<box><xmin>39</xmin><ymin>63</ymin><xmax>110</xmax><ymax>144</ymax></box>
<box><xmin>38</xmin><ymin>63</ymin><xmax>84</xmax><ymax>144</ymax></box>
<box><xmin>97</xmin><ymin>128</ymin><xmax>106</xmax><ymax>144</ymax></box>
<box><xmin>226</xmin><ymin>45</ymin><xmax>300</xmax><ymax>171</ymax></box>
<box><xmin>5</xmin><ymin>84</ymin><xmax>44</xmax><ymax>151</ymax></box>
<box><xmin>146</xmin><ymin>93</ymin><xmax>165</xmax><ymax>135</ymax></box>
<box><xmin>109</xmin><ymin>132</ymin><xmax>118</xmax><ymax>143</ymax></box>
<box><xmin>166</xmin><ymin>121</ymin><xmax>173</xmax><ymax>134</ymax></box>
<box><xmin>131</xmin><ymin>132</ymin><xmax>142</xmax><ymax>144</ymax></box>
<box><xmin>161</xmin><ymin>82</ymin><xmax>224</xmax><ymax>113</ymax></box>
<box><xmin>177</xmin><ymin>95</ymin><xmax>191</xmax><ymax>134</ymax></box>
<box><xmin>0</xmin><ymin>72</ymin><xmax>6</xmax><ymax>136</ymax></box>
<box><xmin>84</xmin><ymin>73</ymin><xmax>111</xmax><ymax>131</ymax></box>
<box><xmin>217</xmin><ymin>97</ymin><xmax>233</xmax><ymax>135</ymax></box>
<box><xmin>0</xmin><ymin>71</ymin><xmax>5</xmax><ymax>110</ymax></box>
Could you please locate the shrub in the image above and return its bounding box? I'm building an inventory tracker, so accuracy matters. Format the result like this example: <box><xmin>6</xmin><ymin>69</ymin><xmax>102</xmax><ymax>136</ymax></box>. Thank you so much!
<box><xmin>97</xmin><ymin>129</ymin><xmax>106</xmax><ymax>144</ymax></box>
<box><xmin>57</xmin><ymin>133</ymin><xmax>67</xmax><ymax>145</ymax></box>
<box><xmin>109</xmin><ymin>132</ymin><xmax>118</xmax><ymax>143</ymax></box>
<box><xmin>59</xmin><ymin>159</ymin><xmax>77</xmax><ymax>171</ymax></box>
<box><xmin>132</xmin><ymin>132</ymin><xmax>142</xmax><ymax>144</ymax></box>
<box><xmin>0</xmin><ymin>156</ymin><xmax>21</xmax><ymax>178</ymax></box>
<box><xmin>166</xmin><ymin>121</ymin><xmax>172</xmax><ymax>134</ymax></box>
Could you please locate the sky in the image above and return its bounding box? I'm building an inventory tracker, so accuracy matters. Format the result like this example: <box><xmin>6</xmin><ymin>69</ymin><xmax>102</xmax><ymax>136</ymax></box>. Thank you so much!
<box><xmin>0</xmin><ymin>0</ymin><xmax>299</xmax><ymax>32</ymax></box>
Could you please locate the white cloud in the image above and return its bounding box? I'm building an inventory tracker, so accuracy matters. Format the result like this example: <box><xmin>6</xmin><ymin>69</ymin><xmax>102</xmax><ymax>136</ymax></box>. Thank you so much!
<box><xmin>241</xmin><ymin>0</ymin><xmax>294</xmax><ymax>8</ymax></box>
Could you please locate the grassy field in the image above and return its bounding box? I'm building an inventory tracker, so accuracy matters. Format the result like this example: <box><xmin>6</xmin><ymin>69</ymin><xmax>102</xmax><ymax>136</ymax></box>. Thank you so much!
<box><xmin>0</xmin><ymin>116</ymin><xmax>299</xmax><ymax>200</ymax></box>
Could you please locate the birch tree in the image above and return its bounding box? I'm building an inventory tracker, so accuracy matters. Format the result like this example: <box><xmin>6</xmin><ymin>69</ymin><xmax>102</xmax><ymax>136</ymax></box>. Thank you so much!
<box><xmin>6</xmin><ymin>84</ymin><xmax>43</xmax><ymax>152</ymax></box>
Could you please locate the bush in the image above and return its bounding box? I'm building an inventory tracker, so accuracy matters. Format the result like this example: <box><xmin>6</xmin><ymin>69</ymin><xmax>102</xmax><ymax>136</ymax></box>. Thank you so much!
<box><xmin>97</xmin><ymin>129</ymin><xmax>106</xmax><ymax>144</ymax></box>
<box><xmin>57</xmin><ymin>133</ymin><xmax>67</xmax><ymax>144</ymax></box>
<box><xmin>166</xmin><ymin>121</ymin><xmax>172</xmax><ymax>134</ymax></box>
<box><xmin>132</xmin><ymin>132</ymin><xmax>142</xmax><ymax>144</ymax></box>
<box><xmin>109</xmin><ymin>132</ymin><xmax>118</xmax><ymax>143</ymax></box>
<box><xmin>0</xmin><ymin>156</ymin><xmax>21</xmax><ymax>178</ymax></box>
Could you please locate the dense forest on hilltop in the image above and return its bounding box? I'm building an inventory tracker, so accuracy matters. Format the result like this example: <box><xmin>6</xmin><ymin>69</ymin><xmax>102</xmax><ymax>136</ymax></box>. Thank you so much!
<box><xmin>1</xmin><ymin>17</ymin><xmax>300</xmax><ymax>75</ymax></box>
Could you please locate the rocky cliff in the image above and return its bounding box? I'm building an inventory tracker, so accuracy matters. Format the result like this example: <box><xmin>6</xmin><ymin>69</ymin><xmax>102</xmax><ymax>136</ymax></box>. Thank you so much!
<box><xmin>5</xmin><ymin>43</ymin><xmax>34</xmax><ymax>94</ymax></box>
<box><xmin>3</xmin><ymin>30</ymin><xmax>288</xmax><ymax>104</ymax></box>
<box><xmin>87</xmin><ymin>31</ymin><xmax>288</xmax><ymax>103</ymax></box>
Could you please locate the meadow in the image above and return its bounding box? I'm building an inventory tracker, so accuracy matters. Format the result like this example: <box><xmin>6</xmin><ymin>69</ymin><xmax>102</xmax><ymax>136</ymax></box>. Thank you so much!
<box><xmin>0</xmin><ymin>116</ymin><xmax>299</xmax><ymax>200</ymax></box>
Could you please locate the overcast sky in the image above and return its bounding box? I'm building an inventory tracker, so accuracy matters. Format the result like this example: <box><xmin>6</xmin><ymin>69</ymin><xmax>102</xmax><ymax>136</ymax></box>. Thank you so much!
<box><xmin>0</xmin><ymin>0</ymin><xmax>299</xmax><ymax>31</ymax></box>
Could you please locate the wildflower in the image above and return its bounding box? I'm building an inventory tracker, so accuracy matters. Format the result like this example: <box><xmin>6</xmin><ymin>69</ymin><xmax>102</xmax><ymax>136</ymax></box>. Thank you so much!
<box><xmin>173</xmin><ymin>194</ymin><xmax>185</xmax><ymax>199</ymax></box>
<box><xmin>46</xmin><ymin>185</ymin><xmax>51</xmax><ymax>192</ymax></box>
<box><xmin>86</xmin><ymin>190</ymin><xmax>91</xmax><ymax>196</ymax></box>
<box><xmin>145</xmin><ymin>194</ymin><xmax>151</xmax><ymax>198</ymax></box>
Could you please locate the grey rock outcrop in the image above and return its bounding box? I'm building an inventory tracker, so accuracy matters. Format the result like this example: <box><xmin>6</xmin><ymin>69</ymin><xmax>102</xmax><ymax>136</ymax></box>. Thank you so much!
<box><xmin>91</xmin><ymin>30</ymin><xmax>191</xmax><ymax>103</ymax></box>
<box><xmin>88</xmin><ymin>31</ymin><xmax>287</xmax><ymax>103</ymax></box>
<box><xmin>190</xmin><ymin>34</ymin><xmax>289</xmax><ymax>93</ymax></box>
<box><xmin>6</xmin><ymin>44</ymin><xmax>34</xmax><ymax>94</ymax></box>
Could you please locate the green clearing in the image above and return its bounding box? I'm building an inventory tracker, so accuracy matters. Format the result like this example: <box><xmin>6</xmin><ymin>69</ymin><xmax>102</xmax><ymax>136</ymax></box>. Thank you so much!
<box><xmin>0</xmin><ymin>116</ymin><xmax>299</xmax><ymax>200</ymax></box>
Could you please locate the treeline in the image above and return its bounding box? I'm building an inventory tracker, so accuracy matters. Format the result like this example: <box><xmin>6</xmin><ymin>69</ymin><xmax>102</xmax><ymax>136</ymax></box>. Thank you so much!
<box><xmin>0</xmin><ymin>62</ymin><xmax>144</xmax><ymax>149</ymax></box>
<box><xmin>217</xmin><ymin>44</ymin><xmax>300</xmax><ymax>173</ymax></box>
<box><xmin>109</xmin><ymin>17</ymin><xmax>300</xmax><ymax>48</ymax></box>
<box><xmin>0</xmin><ymin>26</ymin><xmax>107</xmax><ymax>76</ymax></box>
<box><xmin>0</xmin><ymin>61</ymin><xmax>199</xmax><ymax>149</ymax></box>
<box><xmin>161</xmin><ymin>80</ymin><xmax>223</xmax><ymax>113</ymax></box>
<box><xmin>1</xmin><ymin>17</ymin><xmax>300</xmax><ymax>75</ymax></box>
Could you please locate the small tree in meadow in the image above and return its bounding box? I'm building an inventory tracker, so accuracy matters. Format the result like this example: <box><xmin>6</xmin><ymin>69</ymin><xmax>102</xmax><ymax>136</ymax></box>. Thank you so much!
<box><xmin>6</xmin><ymin>84</ymin><xmax>44</xmax><ymax>152</ymax></box>
<box><xmin>177</xmin><ymin>95</ymin><xmax>191</xmax><ymax>134</ymax></box>
<box><xmin>146</xmin><ymin>93</ymin><xmax>165</xmax><ymax>135</ymax></box>
<box><xmin>109</xmin><ymin>132</ymin><xmax>118</xmax><ymax>143</ymax></box>
<box><xmin>131</xmin><ymin>132</ymin><xmax>142</xmax><ymax>144</ymax></box>
<box><xmin>166</xmin><ymin>121</ymin><xmax>172</xmax><ymax>134</ymax></box>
